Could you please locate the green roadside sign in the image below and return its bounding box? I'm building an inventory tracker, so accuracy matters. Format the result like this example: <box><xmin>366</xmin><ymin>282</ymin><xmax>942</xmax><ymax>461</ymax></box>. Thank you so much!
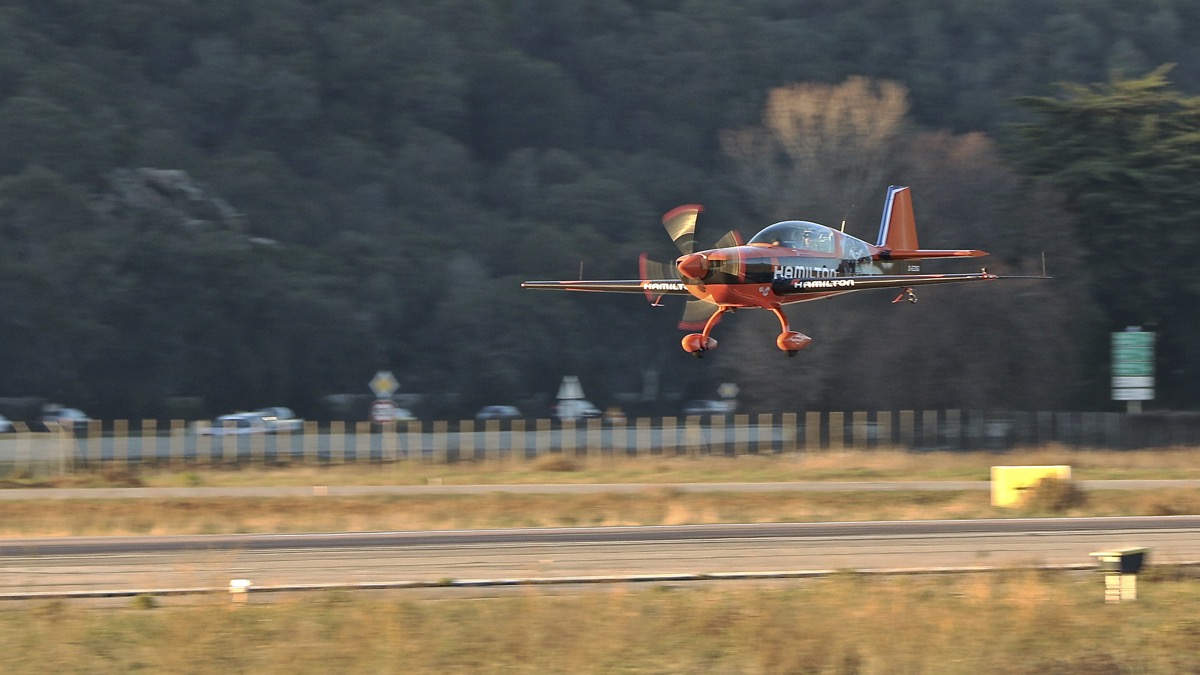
<box><xmin>1111</xmin><ymin>330</ymin><xmax>1155</xmax><ymax>402</ymax></box>
<box><xmin>1113</xmin><ymin>361</ymin><xmax>1153</xmax><ymax>377</ymax></box>
<box><xmin>1112</xmin><ymin>332</ymin><xmax>1155</xmax><ymax>348</ymax></box>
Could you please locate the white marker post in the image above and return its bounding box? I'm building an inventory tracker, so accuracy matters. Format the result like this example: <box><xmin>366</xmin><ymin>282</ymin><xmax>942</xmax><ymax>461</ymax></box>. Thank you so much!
<box><xmin>229</xmin><ymin>578</ymin><xmax>252</xmax><ymax>604</ymax></box>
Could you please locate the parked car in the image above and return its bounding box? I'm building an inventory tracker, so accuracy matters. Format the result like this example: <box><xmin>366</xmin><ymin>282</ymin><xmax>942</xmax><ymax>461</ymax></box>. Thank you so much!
<box><xmin>39</xmin><ymin>406</ymin><xmax>92</xmax><ymax>431</ymax></box>
<box><xmin>0</xmin><ymin>414</ymin><xmax>12</xmax><ymax>433</ymax></box>
<box><xmin>681</xmin><ymin>400</ymin><xmax>734</xmax><ymax>417</ymax></box>
<box><xmin>253</xmin><ymin>407</ymin><xmax>303</xmax><ymax>432</ymax></box>
<box><xmin>475</xmin><ymin>405</ymin><xmax>522</xmax><ymax>421</ymax></box>
<box><xmin>555</xmin><ymin>399</ymin><xmax>601</xmax><ymax>421</ymax></box>
<box><xmin>196</xmin><ymin>412</ymin><xmax>270</xmax><ymax>436</ymax></box>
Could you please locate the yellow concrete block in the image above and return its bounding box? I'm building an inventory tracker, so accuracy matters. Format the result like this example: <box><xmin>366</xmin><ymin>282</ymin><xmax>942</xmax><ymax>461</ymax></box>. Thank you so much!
<box><xmin>990</xmin><ymin>465</ymin><xmax>1071</xmax><ymax>507</ymax></box>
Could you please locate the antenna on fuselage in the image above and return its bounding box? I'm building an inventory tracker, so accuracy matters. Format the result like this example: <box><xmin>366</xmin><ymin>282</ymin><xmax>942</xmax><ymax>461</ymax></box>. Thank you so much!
<box><xmin>579</xmin><ymin>260</ymin><xmax>584</xmax><ymax>280</ymax></box>
<box><xmin>840</xmin><ymin>204</ymin><xmax>855</xmax><ymax>233</ymax></box>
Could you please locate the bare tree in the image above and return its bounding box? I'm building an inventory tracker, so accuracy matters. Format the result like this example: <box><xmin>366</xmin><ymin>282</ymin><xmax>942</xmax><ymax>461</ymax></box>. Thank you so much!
<box><xmin>722</xmin><ymin>77</ymin><xmax>910</xmax><ymax>225</ymax></box>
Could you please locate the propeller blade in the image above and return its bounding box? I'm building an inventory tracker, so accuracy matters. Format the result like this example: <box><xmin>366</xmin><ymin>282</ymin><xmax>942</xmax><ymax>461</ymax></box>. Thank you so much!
<box><xmin>679</xmin><ymin>298</ymin><xmax>719</xmax><ymax>331</ymax></box>
<box><xmin>662</xmin><ymin>204</ymin><xmax>703</xmax><ymax>254</ymax></box>
<box><xmin>713</xmin><ymin>229</ymin><xmax>743</xmax><ymax>249</ymax></box>
<box><xmin>711</xmin><ymin>230</ymin><xmax>745</xmax><ymax>280</ymax></box>
<box><xmin>638</xmin><ymin>253</ymin><xmax>674</xmax><ymax>305</ymax></box>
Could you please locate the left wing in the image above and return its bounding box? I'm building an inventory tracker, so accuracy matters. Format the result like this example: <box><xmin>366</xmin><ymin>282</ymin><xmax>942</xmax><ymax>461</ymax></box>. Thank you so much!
<box><xmin>521</xmin><ymin>279</ymin><xmax>693</xmax><ymax>295</ymax></box>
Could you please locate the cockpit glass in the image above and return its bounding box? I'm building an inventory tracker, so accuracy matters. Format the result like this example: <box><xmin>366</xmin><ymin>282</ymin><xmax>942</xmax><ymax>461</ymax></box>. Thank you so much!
<box><xmin>748</xmin><ymin>221</ymin><xmax>836</xmax><ymax>254</ymax></box>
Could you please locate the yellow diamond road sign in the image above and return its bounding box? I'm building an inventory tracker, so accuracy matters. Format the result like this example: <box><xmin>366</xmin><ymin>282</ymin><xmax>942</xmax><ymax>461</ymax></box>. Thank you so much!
<box><xmin>369</xmin><ymin>371</ymin><xmax>399</xmax><ymax>398</ymax></box>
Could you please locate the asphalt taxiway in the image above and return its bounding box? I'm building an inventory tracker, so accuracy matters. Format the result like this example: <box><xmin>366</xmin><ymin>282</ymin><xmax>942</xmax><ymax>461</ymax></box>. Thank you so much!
<box><xmin>2</xmin><ymin>516</ymin><xmax>1198</xmax><ymax>599</ymax></box>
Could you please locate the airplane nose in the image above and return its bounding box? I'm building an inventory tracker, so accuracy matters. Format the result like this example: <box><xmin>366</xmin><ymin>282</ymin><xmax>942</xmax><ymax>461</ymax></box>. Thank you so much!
<box><xmin>676</xmin><ymin>253</ymin><xmax>709</xmax><ymax>280</ymax></box>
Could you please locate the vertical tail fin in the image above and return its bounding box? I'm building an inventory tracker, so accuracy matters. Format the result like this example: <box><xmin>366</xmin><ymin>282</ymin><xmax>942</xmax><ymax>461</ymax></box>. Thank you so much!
<box><xmin>871</xmin><ymin>185</ymin><xmax>988</xmax><ymax>262</ymax></box>
<box><xmin>876</xmin><ymin>185</ymin><xmax>919</xmax><ymax>250</ymax></box>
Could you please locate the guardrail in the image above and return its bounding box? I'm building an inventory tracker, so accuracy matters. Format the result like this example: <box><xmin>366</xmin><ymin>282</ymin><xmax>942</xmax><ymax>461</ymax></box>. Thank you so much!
<box><xmin>0</xmin><ymin>410</ymin><xmax>1196</xmax><ymax>474</ymax></box>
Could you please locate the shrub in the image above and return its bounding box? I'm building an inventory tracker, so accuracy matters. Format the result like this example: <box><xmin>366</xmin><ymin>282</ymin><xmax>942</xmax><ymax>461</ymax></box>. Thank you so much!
<box><xmin>534</xmin><ymin>455</ymin><xmax>580</xmax><ymax>472</ymax></box>
<box><xmin>1024</xmin><ymin>476</ymin><xmax>1087</xmax><ymax>513</ymax></box>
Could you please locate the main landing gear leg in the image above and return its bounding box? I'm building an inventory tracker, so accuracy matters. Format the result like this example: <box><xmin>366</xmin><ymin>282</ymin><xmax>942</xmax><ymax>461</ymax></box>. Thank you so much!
<box><xmin>682</xmin><ymin>307</ymin><xmax>727</xmax><ymax>357</ymax></box>
<box><xmin>892</xmin><ymin>287</ymin><xmax>917</xmax><ymax>304</ymax></box>
<box><xmin>769</xmin><ymin>306</ymin><xmax>812</xmax><ymax>357</ymax></box>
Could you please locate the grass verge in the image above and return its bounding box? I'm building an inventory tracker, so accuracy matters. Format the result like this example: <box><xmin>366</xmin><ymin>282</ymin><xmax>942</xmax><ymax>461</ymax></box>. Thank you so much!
<box><xmin>2</xmin><ymin>570</ymin><xmax>1199</xmax><ymax>673</ymax></box>
<box><xmin>1</xmin><ymin>486</ymin><xmax>1198</xmax><ymax>537</ymax></box>
<box><xmin>5</xmin><ymin>445</ymin><xmax>1200</xmax><ymax>488</ymax></box>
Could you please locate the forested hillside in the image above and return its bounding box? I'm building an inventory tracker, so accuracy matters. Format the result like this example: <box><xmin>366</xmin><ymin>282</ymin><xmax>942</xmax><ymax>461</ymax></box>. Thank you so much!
<box><xmin>1</xmin><ymin>0</ymin><xmax>1197</xmax><ymax>419</ymax></box>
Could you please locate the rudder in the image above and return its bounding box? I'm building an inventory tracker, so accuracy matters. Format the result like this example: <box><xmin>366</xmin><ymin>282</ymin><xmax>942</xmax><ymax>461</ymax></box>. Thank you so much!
<box><xmin>875</xmin><ymin>185</ymin><xmax>919</xmax><ymax>251</ymax></box>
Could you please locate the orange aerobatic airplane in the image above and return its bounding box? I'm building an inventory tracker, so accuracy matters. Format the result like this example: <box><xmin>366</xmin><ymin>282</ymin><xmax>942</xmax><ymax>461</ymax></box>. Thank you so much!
<box><xmin>524</xmin><ymin>186</ymin><xmax>1015</xmax><ymax>357</ymax></box>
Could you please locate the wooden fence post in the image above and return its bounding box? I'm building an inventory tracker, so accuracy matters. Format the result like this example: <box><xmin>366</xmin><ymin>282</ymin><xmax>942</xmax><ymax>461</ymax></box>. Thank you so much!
<box><xmin>141</xmin><ymin>419</ymin><xmax>155</xmax><ymax>467</ymax></box>
<box><xmin>510</xmin><ymin>419</ymin><xmax>525</xmax><ymax>462</ymax></box>
<box><xmin>780</xmin><ymin>413</ymin><xmax>797</xmax><ymax>454</ymax></box>
<box><xmin>432</xmin><ymin>421</ymin><xmax>447</xmax><ymax>463</ymax></box>
<box><xmin>899</xmin><ymin>411</ymin><xmax>914</xmax><ymax>448</ymax></box>
<box><xmin>485</xmin><ymin>419</ymin><xmax>500</xmax><ymax>462</ymax></box>
<box><xmin>829</xmin><ymin>412</ymin><xmax>844</xmax><ymax>450</ymax></box>
<box><xmin>634</xmin><ymin>417</ymin><xmax>650</xmax><ymax>457</ymax></box>
<box><xmin>171</xmin><ymin>420</ymin><xmax>185</xmax><ymax>466</ymax></box>
<box><xmin>406</xmin><ymin>421</ymin><xmax>422</xmax><ymax>461</ymax></box>
<box><xmin>876</xmin><ymin>411</ymin><xmax>892</xmax><ymax>449</ymax></box>
<box><xmin>586</xmin><ymin>418</ymin><xmax>601</xmax><ymax>459</ymax></box>
<box><xmin>535</xmin><ymin>419</ymin><xmax>550</xmax><ymax>459</ymax></box>
<box><xmin>684</xmin><ymin>416</ymin><xmax>703</xmax><ymax>458</ymax></box>
<box><xmin>805</xmin><ymin>412</ymin><xmax>821</xmax><ymax>451</ymax></box>
<box><xmin>459</xmin><ymin>420</ymin><xmax>474</xmax><ymax>462</ymax></box>
<box><xmin>561</xmin><ymin>419</ymin><xmax>576</xmax><ymax>457</ymax></box>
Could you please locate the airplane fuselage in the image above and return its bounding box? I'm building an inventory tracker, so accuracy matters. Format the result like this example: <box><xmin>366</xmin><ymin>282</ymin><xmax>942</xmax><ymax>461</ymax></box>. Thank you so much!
<box><xmin>678</xmin><ymin>221</ymin><xmax>900</xmax><ymax>308</ymax></box>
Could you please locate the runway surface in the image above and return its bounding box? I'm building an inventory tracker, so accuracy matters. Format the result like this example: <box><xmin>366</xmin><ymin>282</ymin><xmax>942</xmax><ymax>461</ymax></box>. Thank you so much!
<box><xmin>3</xmin><ymin>516</ymin><xmax>1199</xmax><ymax>597</ymax></box>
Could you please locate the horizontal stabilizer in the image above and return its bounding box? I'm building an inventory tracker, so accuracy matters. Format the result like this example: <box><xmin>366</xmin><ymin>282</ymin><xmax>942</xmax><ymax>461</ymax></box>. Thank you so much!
<box><xmin>874</xmin><ymin>185</ymin><xmax>987</xmax><ymax>260</ymax></box>
<box><xmin>877</xmin><ymin>248</ymin><xmax>988</xmax><ymax>260</ymax></box>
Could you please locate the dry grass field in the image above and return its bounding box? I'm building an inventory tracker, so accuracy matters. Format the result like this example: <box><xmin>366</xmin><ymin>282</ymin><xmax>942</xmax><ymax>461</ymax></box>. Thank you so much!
<box><xmin>14</xmin><ymin>445</ymin><xmax>1200</xmax><ymax>488</ymax></box>
<box><xmin>2</xmin><ymin>570</ymin><xmax>1199</xmax><ymax>673</ymax></box>
<box><xmin>0</xmin><ymin>487</ymin><xmax>1199</xmax><ymax>538</ymax></box>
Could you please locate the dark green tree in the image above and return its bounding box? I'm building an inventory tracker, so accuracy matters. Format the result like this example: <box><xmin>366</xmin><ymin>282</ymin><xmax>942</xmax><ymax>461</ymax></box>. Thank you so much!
<box><xmin>1011</xmin><ymin>66</ymin><xmax>1200</xmax><ymax>406</ymax></box>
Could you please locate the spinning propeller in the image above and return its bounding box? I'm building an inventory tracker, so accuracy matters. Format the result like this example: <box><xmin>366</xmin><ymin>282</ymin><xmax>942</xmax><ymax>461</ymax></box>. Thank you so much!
<box><xmin>641</xmin><ymin>205</ymin><xmax>743</xmax><ymax>330</ymax></box>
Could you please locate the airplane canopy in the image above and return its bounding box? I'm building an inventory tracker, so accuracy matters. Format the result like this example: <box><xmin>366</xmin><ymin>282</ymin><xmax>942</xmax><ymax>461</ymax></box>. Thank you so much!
<box><xmin>748</xmin><ymin>221</ymin><xmax>836</xmax><ymax>254</ymax></box>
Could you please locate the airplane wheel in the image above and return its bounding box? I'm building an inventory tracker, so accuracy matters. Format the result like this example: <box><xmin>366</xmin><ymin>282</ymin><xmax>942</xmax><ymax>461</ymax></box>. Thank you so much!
<box><xmin>786</xmin><ymin>350</ymin><xmax>798</xmax><ymax>358</ymax></box>
<box><xmin>691</xmin><ymin>351</ymin><xmax>704</xmax><ymax>359</ymax></box>
<box><xmin>682</xmin><ymin>333</ymin><xmax>716</xmax><ymax>355</ymax></box>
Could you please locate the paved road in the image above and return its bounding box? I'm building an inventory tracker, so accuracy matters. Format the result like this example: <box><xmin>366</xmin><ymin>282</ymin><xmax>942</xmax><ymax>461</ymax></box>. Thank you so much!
<box><xmin>1</xmin><ymin>479</ymin><xmax>1199</xmax><ymax>499</ymax></box>
<box><xmin>2</xmin><ymin>517</ymin><xmax>1198</xmax><ymax>597</ymax></box>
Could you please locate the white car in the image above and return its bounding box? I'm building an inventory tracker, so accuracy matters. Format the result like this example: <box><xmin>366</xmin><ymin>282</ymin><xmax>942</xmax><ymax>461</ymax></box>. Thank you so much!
<box><xmin>40</xmin><ymin>407</ymin><xmax>92</xmax><ymax>431</ymax></box>
<box><xmin>475</xmin><ymin>405</ymin><xmax>522</xmax><ymax>421</ymax></box>
<box><xmin>254</xmin><ymin>407</ymin><xmax>304</xmax><ymax>433</ymax></box>
<box><xmin>681</xmin><ymin>400</ymin><xmax>735</xmax><ymax>417</ymax></box>
<box><xmin>0</xmin><ymin>414</ymin><xmax>12</xmax><ymax>433</ymax></box>
<box><xmin>197</xmin><ymin>412</ymin><xmax>269</xmax><ymax>436</ymax></box>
